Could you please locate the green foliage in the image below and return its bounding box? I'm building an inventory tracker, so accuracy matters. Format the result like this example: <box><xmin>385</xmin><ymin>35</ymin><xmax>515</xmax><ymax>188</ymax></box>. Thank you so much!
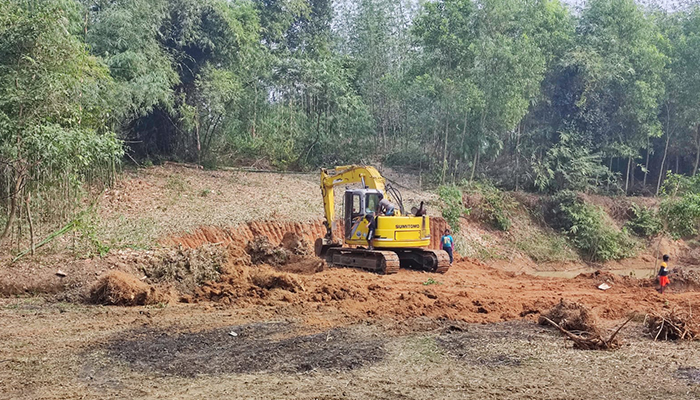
<box><xmin>467</xmin><ymin>182</ymin><xmax>514</xmax><ymax>231</ymax></box>
<box><xmin>438</xmin><ymin>185</ymin><xmax>469</xmax><ymax>234</ymax></box>
<box><xmin>0</xmin><ymin>1</ymin><xmax>122</xmax><ymax>243</ymax></box>
<box><xmin>422</xmin><ymin>278</ymin><xmax>442</xmax><ymax>286</ymax></box>
<box><xmin>625</xmin><ymin>204</ymin><xmax>663</xmax><ymax>238</ymax></box>
<box><xmin>5</xmin><ymin>0</ymin><xmax>700</xmax><ymax>215</ymax></box>
<box><xmin>533</xmin><ymin>133</ymin><xmax>613</xmax><ymax>193</ymax></box>
<box><xmin>661</xmin><ymin>173</ymin><xmax>700</xmax><ymax>197</ymax></box>
<box><xmin>547</xmin><ymin>191</ymin><xmax>636</xmax><ymax>262</ymax></box>
<box><xmin>74</xmin><ymin>210</ymin><xmax>111</xmax><ymax>258</ymax></box>
<box><xmin>660</xmin><ymin>194</ymin><xmax>700</xmax><ymax>239</ymax></box>
<box><xmin>658</xmin><ymin>171</ymin><xmax>700</xmax><ymax>239</ymax></box>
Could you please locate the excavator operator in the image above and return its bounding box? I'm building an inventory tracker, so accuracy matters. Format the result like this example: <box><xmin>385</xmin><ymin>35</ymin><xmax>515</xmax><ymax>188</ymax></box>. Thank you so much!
<box><xmin>368</xmin><ymin>194</ymin><xmax>397</xmax><ymax>250</ymax></box>
<box><xmin>377</xmin><ymin>193</ymin><xmax>396</xmax><ymax>216</ymax></box>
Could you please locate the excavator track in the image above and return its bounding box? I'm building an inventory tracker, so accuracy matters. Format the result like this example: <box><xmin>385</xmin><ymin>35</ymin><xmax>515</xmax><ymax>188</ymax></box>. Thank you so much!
<box><xmin>393</xmin><ymin>248</ymin><xmax>451</xmax><ymax>273</ymax></box>
<box><xmin>324</xmin><ymin>247</ymin><xmax>400</xmax><ymax>275</ymax></box>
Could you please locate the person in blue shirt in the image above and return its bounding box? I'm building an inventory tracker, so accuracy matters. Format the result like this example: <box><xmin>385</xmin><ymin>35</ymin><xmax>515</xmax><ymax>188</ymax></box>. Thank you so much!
<box><xmin>440</xmin><ymin>229</ymin><xmax>454</xmax><ymax>265</ymax></box>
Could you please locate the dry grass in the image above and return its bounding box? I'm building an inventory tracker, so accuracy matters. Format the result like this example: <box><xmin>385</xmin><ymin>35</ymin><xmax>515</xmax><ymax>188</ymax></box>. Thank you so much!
<box><xmin>249</xmin><ymin>267</ymin><xmax>305</xmax><ymax>293</ymax></box>
<box><xmin>3</xmin><ymin>300</ymin><xmax>700</xmax><ymax>400</ymax></box>
<box><xmin>97</xmin><ymin>165</ymin><xmax>323</xmax><ymax>249</ymax></box>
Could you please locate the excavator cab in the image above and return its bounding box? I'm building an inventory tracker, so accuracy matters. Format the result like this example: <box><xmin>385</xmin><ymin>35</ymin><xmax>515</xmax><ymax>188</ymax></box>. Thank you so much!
<box><xmin>343</xmin><ymin>189</ymin><xmax>382</xmax><ymax>240</ymax></box>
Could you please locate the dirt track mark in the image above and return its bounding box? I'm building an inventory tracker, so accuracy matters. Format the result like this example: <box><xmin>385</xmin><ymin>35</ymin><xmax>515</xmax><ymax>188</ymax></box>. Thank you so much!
<box><xmin>101</xmin><ymin>322</ymin><xmax>386</xmax><ymax>377</ymax></box>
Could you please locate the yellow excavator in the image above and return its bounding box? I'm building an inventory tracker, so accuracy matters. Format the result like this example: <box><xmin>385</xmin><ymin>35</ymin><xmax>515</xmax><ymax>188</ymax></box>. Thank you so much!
<box><xmin>314</xmin><ymin>165</ymin><xmax>450</xmax><ymax>274</ymax></box>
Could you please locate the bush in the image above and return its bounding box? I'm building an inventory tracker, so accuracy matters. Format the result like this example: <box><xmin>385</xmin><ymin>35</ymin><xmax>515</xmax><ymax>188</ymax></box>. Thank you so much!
<box><xmin>659</xmin><ymin>194</ymin><xmax>700</xmax><ymax>239</ymax></box>
<box><xmin>661</xmin><ymin>173</ymin><xmax>700</xmax><ymax>197</ymax></box>
<box><xmin>532</xmin><ymin>132</ymin><xmax>614</xmax><ymax>194</ymax></box>
<box><xmin>469</xmin><ymin>182</ymin><xmax>514</xmax><ymax>231</ymax></box>
<box><xmin>438</xmin><ymin>185</ymin><xmax>469</xmax><ymax>233</ymax></box>
<box><xmin>625</xmin><ymin>204</ymin><xmax>662</xmax><ymax>238</ymax></box>
<box><xmin>547</xmin><ymin>191</ymin><xmax>636</xmax><ymax>262</ymax></box>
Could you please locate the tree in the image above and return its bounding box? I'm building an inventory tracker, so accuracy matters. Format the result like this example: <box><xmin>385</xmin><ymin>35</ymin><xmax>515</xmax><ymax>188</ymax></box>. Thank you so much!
<box><xmin>0</xmin><ymin>1</ymin><xmax>122</xmax><ymax>244</ymax></box>
<box><xmin>410</xmin><ymin>0</ymin><xmax>548</xmax><ymax>182</ymax></box>
<box><xmin>563</xmin><ymin>0</ymin><xmax>666</xmax><ymax>193</ymax></box>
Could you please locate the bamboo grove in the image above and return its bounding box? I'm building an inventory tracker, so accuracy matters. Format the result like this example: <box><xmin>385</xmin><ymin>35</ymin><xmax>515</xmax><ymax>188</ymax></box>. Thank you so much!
<box><xmin>2</xmin><ymin>0</ymin><xmax>700</xmax><ymax>247</ymax></box>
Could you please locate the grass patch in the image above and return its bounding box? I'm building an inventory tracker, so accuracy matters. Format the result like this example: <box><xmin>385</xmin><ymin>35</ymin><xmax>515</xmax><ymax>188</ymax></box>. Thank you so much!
<box><xmin>165</xmin><ymin>175</ymin><xmax>188</xmax><ymax>191</ymax></box>
<box><xmin>408</xmin><ymin>336</ymin><xmax>445</xmax><ymax>364</ymax></box>
<box><xmin>99</xmin><ymin>215</ymin><xmax>159</xmax><ymax>250</ymax></box>
<box><xmin>515</xmin><ymin>231</ymin><xmax>577</xmax><ymax>263</ymax></box>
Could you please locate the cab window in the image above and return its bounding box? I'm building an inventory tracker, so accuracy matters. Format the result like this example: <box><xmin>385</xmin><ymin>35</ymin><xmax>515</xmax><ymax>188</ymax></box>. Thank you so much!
<box><xmin>366</xmin><ymin>193</ymin><xmax>379</xmax><ymax>214</ymax></box>
<box><xmin>352</xmin><ymin>194</ymin><xmax>361</xmax><ymax>215</ymax></box>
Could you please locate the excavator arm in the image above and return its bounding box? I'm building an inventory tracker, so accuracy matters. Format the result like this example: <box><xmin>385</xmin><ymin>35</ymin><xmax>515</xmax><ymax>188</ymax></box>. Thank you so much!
<box><xmin>320</xmin><ymin>165</ymin><xmax>387</xmax><ymax>240</ymax></box>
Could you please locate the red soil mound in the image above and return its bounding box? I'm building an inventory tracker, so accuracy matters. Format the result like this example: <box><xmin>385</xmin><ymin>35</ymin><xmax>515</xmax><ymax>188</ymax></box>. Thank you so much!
<box><xmin>89</xmin><ymin>271</ymin><xmax>169</xmax><ymax>306</ymax></box>
<box><xmin>166</xmin><ymin>221</ymin><xmax>700</xmax><ymax>324</ymax></box>
<box><xmin>161</xmin><ymin>217</ymin><xmax>451</xmax><ymax>251</ymax></box>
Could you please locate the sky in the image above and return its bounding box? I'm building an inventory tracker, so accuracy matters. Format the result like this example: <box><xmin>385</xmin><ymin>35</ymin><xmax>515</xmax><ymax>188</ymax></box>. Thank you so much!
<box><xmin>563</xmin><ymin>0</ymin><xmax>696</xmax><ymax>11</ymax></box>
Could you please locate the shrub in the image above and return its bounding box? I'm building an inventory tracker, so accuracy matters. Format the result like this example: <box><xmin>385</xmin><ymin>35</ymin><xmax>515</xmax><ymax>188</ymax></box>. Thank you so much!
<box><xmin>547</xmin><ymin>191</ymin><xmax>636</xmax><ymax>262</ymax></box>
<box><xmin>471</xmin><ymin>182</ymin><xmax>514</xmax><ymax>231</ymax></box>
<box><xmin>661</xmin><ymin>173</ymin><xmax>700</xmax><ymax>197</ymax></box>
<box><xmin>625</xmin><ymin>204</ymin><xmax>662</xmax><ymax>238</ymax></box>
<box><xmin>532</xmin><ymin>132</ymin><xmax>614</xmax><ymax>193</ymax></box>
<box><xmin>659</xmin><ymin>194</ymin><xmax>700</xmax><ymax>239</ymax></box>
<box><xmin>438</xmin><ymin>185</ymin><xmax>469</xmax><ymax>234</ymax></box>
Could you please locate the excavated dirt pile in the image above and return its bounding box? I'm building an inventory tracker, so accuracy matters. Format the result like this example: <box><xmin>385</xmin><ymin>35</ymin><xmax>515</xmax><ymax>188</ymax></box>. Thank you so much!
<box><xmin>190</xmin><ymin>233</ymin><xmax>324</xmax><ymax>304</ymax></box>
<box><xmin>668</xmin><ymin>268</ymin><xmax>700</xmax><ymax>290</ymax></box>
<box><xmin>139</xmin><ymin>244</ymin><xmax>227</xmax><ymax>293</ymax></box>
<box><xmin>245</xmin><ymin>234</ymin><xmax>325</xmax><ymax>275</ymax></box>
<box><xmin>538</xmin><ymin>299</ymin><xmax>600</xmax><ymax>334</ymax></box>
<box><xmin>246</xmin><ymin>235</ymin><xmax>290</xmax><ymax>266</ymax></box>
<box><xmin>89</xmin><ymin>271</ymin><xmax>169</xmax><ymax>306</ymax></box>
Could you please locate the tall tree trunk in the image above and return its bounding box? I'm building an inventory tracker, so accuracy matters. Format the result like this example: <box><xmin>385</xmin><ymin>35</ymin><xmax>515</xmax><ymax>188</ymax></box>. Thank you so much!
<box><xmin>195</xmin><ymin>119</ymin><xmax>201</xmax><ymax>164</ymax></box>
<box><xmin>419</xmin><ymin>160</ymin><xmax>422</xmax><ymax>191</ymax></box>
<box><xmin>625</xmin><ymin>157</ymin><xmax>632</xmax><ymax>194</ymax></box>
<box><xmin>1</xmin><ymin>174</ymin><xmax>23</xmax><ymax>241</ymax></box>
<box><xmin>643</xmin><ymin>138</ymin><xmax>650</xmax><ymax>187</ymax></box>
<box><xmin>470</xmin><ymin>150</ymin><xmax>479</xmax><ymax>183</ymax></box>
<box><xmin>251</xmin><ymin>85</ymin><xmax>257</xmax><ymax>138</ymax></box>
<box><xmin>694</xmin><ymin>124</ymin><xmax>700</xmax><ymax>176</ymax></box>
<box><xmin>26</xmin><ymin>191</ymin><xmax>34</xmax><ymax>256</ymax></box>
<box><xmin>657</xmin><ymin>109</ymin><xmax>672</xmax><ymax>196</ymax></box>
<box><xmin>459</xmin><ymin>111</ymin><xmax>468</xmax><ymax>181</ymax></box>
<box><xmin>441</xmin><ymin>118</ymin><xmax>449</xmax><ymax>185</ymax></box>
<box><xmin>515</xmin><ymin>123</ymin><xmax>522</xmax><ymax>191</ymax></box>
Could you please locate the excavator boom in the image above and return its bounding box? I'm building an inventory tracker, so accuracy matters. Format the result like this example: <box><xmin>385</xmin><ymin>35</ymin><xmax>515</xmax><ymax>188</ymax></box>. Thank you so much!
<box><xmin>320</xmin><ymin>165</ymin><xmax>387</xmax><ymax>240</ymax></box>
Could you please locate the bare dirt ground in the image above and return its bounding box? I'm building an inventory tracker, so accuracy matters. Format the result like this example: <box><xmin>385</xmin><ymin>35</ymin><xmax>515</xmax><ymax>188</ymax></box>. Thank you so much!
<box><xmin>2</xmin><ymin>165</ymin><xmax>700</xmax><ymax>399</ymax></box>
<box><xmin>3</xmin><ymin>257</ymin><xmax>700</xmax><ymax>399</ymax></box>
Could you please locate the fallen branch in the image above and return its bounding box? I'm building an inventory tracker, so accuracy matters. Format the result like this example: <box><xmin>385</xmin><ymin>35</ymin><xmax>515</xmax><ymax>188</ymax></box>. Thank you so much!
<box><xmin>542</xmin><ymin>316</ymin><xmax>632</xmax><ymax>350</ymax></box>
<box><xmin>12</xmin><ymin>220</ymin><xmax>76</xmax><ymax>263</ymax></box>
<box><xmin>646</xmin><ymin>309</ymin><xmax>699</xmax><ymax>341</ymax></box>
